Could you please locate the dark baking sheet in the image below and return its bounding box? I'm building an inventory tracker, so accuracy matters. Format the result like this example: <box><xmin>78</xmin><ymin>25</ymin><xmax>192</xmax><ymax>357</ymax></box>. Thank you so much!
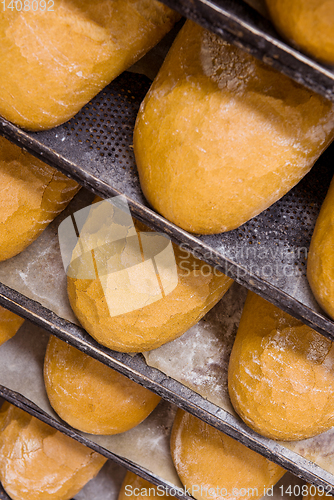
<box><xmin>0</xmin><ymin>71</ymin><xmax>333</xmax><ymax>343</ymax></box>
<box><xmin>0</xmin><ymin>282</ymin><xmax>334</xmax><ymax>493</ymax></box>
<box><xmin>159</xmin><ymin>0</ymin><xmax>334</xmax><ymax>101</ymax></box>
<box><xmin>0</xmin><ymin>386</ymin><xmax>189</xmax><ymax>500</ymax></box>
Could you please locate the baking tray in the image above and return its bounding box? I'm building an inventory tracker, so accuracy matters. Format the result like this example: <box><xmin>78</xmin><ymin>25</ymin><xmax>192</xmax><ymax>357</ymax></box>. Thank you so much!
<box><xmin>0</xmin><ymin>213</ymin><xmax>333</xmax><ymax>495</ymax></box>
<box><xmin>0</xmin><ymin>389</ymin><xmax>187</xmax><ymax>500</ymax></box>
<box><xmin>0</xmin><ymin>320</ymin><xmax>187</xmax><ymax>499</ymax></box>
<box><xmin>0</xmin><ymin>379</ymin><xmax>306</xmax><ymax>500</ymax></box>
<box><xmin>0</xmin><ymin>71</ymin><xmax>333</xmax><ymax>343</ymax></box>
<box><xmin>1</xmin><ymin>308</ymin><xmax>334</xmax><ymax>494</ymax></box>
<box><xmin>159</xmin><ymin>0</ymin><xmax>334</xmax><ymax>102</ymax></box>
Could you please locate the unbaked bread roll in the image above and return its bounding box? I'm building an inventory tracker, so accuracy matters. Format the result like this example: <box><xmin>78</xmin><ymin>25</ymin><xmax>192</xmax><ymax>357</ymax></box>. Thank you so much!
<box><xmin>171</xmin><ymin>409</ymin><xmax>285</xmax><ymax>500</ymax></box>
<box><xmin>0</xmin><ymin>136</ymin><xmax>80</xmax><ymax>261</ymax></box>
<box><xmin>119</xmin><ymin>471</ymin><xmax>175</xmax><ymax>500</ymax></box>
<box><xmin>0</xmin><ymin>305</ymin><xmax>24</xmax><ymax>346</ymax></box>
<box><xmin>44</xmin><ymin>336</ymin><xmax>161</xmax><ymax>434</ymax></box>
<box><xmin>134</xmin><ymin>20</ymin><xmax>334</xmax><ymax>234</ymax></box>
<box><xmin>0</xmin><ymin>0</ymin><xmax>180</xmax><ymax>131</ymax></box>
<box><xmin>66</xmin><ymin>197</ymin><xmax>233</xmax><ymax>352</ymax></box>
<box><xmin>228</xmin><ymin>292</ymin><xmax>334</xmax><ymax>441</ymax></box>
<box><xmin>265</xmin><ymin>0</ymin><xmax>334</xmax><ymax>65</ymax></box>
<box><xmin>307</xmin><ymin>176</ymin><xmax>334</xmax><ymax>320</ymax></box>
<box><xmin>0</xmin><ymin>402</ymin><xmax>107</xmax><ymax>500</ymax></box>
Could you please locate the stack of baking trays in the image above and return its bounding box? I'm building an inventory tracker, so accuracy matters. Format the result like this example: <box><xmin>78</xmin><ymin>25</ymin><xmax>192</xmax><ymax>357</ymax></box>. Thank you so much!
<box><xmin>0</xmin><ymin>0</ymin><xmax>334</xmax><ymax>498</ymax></box>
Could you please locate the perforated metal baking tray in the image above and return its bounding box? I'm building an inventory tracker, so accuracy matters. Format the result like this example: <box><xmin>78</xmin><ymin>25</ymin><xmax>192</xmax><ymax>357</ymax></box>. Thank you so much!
<box><xmin>0</xmin><ymin>308</ymin><xmax>334</xmax><ymax>494</ymax></box>
<box><xmin>0</xmin><ymin>387</ymin><xmax>190</xmax><ymax>500</ymax></box>
<box><xmin>159</xmin><ymin>0</ymin><xmax>334</xmax><ymax>101</ymax></box>
<box><xmin>0</xmin><ymin>71</ymin><xmax>333</xmax><ymax>342</ymax></box>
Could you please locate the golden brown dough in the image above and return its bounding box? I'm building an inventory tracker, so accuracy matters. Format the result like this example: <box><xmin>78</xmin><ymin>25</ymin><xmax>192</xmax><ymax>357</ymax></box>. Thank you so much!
<box><xmin>265</xmin><ymin>0</ymin><xmax>334</xmax><ymax>65</ymax></box>
<box><xmin>134</xmin><ymin>20</ymin><xmax>334</xmax><ymax>235</ymax></box>
<box><xmin>0</xmin><ymin>136</ymin><xmax>80</xmax><ymax>261</ymax></box>
<box><xmin>228</xmin><ymin>292</ymin><xmax>334</xmax><ymax>441</ymax></box>
<box><xmin>0</xmin><ymin>0</ymin><xmax>180</xmax><ymax>131</ymax></box>
<box><xmin>44</xmin><ymin>336</ymin><xmax>161</xmax><ymax>434</ymax></box>
<box><xmin>118</xmin><ymin>471</ymin><xmax>175</xmax><ymax>500</ymax></box>
<box><xmin>0</xmin><ymin>305</ymin><xmax>24</xmax><ymax>346</ymax></box>
<box><xmin>307</xmin><ymin>176</ymin><xmax>334</xmax><ymax>320</ymax></box>
<box><xmin>170</xmin><ymin>409</ymin><xmax>285</xmax><ymax>500</ymax></box>
<box><xmin>0</xmin><ymin>402</ymin><xmax>107</xmax><ymax>500</ymax></box>
<box><xmin>67</xmin><ymin>197</ymin><xmax>233</xmax><ymax>352</ymax></box>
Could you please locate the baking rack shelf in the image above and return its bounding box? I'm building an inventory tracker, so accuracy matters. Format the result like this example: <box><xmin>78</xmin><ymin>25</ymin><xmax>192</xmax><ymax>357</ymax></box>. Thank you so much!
<box><xmin>159</xmin><ymin>0</ymin><xmax>334</xmax><ymax>101</ymax></box>
<box><xmin>0</xmin><ymin>71</ymin><xmax>333</xmax><ymax>342</ymax></box>
<box><xmin>0</xmin><ymin>386</ymin><xmax>188</xmax><ymax>500</ymax></box>
<box><xmin>0</xmin><ymin>282</ymin><xmax>334</xmax><ymax>493</ymax></box>
<box><xmin>0</xmin><ymin>3</ymin><xmax>334</xmax><ymax>496</ymax></box>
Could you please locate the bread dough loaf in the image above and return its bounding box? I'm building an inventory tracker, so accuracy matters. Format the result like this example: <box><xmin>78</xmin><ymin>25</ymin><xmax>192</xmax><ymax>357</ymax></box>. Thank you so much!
<box><xmin>44</xmin><ymin>336</ymin><xmax>161</xmax><ymax>434</ymax></box>
<box><xmin>0</xmin><ymin>305</ymin><xmax>24</xmax><ymax>346</ymax></box>
<box><xmin>170</xmin><ymin>409</ymin><xmax>285</xmax><ymax>500</ymax></box>
<box><xmin>265</xmin><ymin>0</ymin><xmax>334</xmax><ymax>65</ymax></box>
<box><xmin>228</xmin><ymin>292</ymin><xmax>334</xmax><ymax>441</ymax></box>
<box><xmin>0</xmin><ymin>402</ymin><xmax>107</xmax><ymax>500</ymax></box>
<box><xmin>67</xmin><ymin>197</ymin><xmax>233</xmax><ymax>352</ymax></box>
<box><xmin>134</xmin><ymin>20</ymin><xmax>334</xmax><ymax>234</ymax></box>
<box><xmin>0</xmin><ymin>136</ymin><xmax>80</xmax><ymax>261</ymax></box>
<box><xmin>307</xmin><ymin>176</ymin><xmax>334</xmax><ymax>320</ymax></box>
<box><xmin>0</xmin><ymin>0</ymin><xmax>180</xmax><ymax>131</ymax></box>
<box><xmin>119</xmin><ymin>471</ymin><xmax>174</xmax><ymax>500</ymax></box>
